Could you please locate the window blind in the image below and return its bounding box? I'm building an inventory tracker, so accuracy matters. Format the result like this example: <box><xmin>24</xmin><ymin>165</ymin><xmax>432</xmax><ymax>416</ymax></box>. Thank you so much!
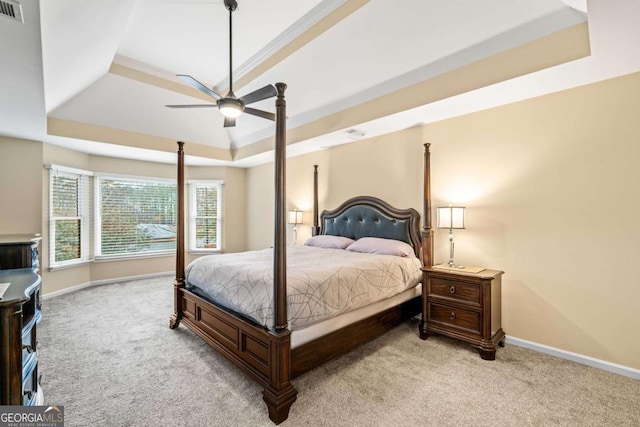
<box><xmin>48</xmin><ymin>166</ymin><xmax>92</xmax><ymax>268</ymax></box>
<box><xmin>96</xmin><ymin>176</ymin><xmax>177</xmax><ymax>257</ymax></box>
<box><xmin>189</xmin><ymin>181</ymin><xmax>223</xmax><ymax>251</ymax></box>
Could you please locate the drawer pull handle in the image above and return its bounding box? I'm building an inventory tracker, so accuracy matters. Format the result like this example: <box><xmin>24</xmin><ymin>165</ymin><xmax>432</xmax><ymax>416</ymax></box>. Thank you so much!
<box><xmin>450</xmin><ymin>312</ymin><xmax>456</xmax><ymax>320</ymax></box>
<box><xmin>22</xmin><ymin>344</ymin><xmax>34</xmax><ymax>353</ymax></box>
<box><xmin>449</xmin><ymin>286</ymin><xmax>456</xmax><ymax>294</ymax></box>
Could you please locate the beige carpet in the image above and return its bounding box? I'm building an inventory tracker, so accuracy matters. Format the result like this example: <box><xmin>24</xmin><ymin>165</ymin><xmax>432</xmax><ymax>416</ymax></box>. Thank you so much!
<box><xmin>38</xmin><ymin>276</ymin><xmax>640</xmax><ymax>426</ymax></box>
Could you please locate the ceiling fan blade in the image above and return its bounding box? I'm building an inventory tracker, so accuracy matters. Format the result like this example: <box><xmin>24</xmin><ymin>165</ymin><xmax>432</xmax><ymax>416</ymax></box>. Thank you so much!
<box><xmin>239</xmin><ymin>85</ymin><xmax>277</xmax><ymax>106</ymax></box>
<box><xmin>224</xmin><ymin>116</ymin><xmax>236</xmax><ymax>127</ymax></box>
<box><xmin>244</xmin><ymin>107</ymin><xmax>276</xmax><ymax>121</ymax></box>
<box><xmin>165</xmin><ymin>104</ymin><xmax>218</xmax><ymax>108</ymax></box>
<box><xmin>176</xmin><ymin>74</ymin><xmax>222</xmax><ymax>100</ymax></box>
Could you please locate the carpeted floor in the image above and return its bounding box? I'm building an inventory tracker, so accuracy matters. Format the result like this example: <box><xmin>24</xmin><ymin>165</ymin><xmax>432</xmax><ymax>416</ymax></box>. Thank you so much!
<box><xmin>38</xmin><ymin>276</ymin><xmax>640</xmax><ymax>426</ymax></box>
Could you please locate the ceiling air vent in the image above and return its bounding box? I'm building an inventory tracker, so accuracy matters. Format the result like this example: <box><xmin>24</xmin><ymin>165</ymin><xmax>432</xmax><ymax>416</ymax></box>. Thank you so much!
<box><xmin>345</xmin><ymin>128</ymin><xmax>366</xmax><ymax>140</ymax></box>
<box><xmin>0</xmin><ymin>0</ymin><xmax>23</xmax><ymax>23</ymax></box>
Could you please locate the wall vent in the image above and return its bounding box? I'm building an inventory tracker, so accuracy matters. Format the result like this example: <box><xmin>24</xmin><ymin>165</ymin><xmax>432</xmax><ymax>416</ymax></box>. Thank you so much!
<box><xmin>0</xmin><ymin>0</ymin><xmax>23</xmax><ymax>23</ymax></box>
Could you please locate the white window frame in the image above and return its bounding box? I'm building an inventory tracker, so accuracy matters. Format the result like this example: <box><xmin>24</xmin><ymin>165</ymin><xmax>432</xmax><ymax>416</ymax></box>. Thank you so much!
<box><xmin>189</xmin><ymin>180</ymin><xmax>224</xmax><ymax>253</ymax></box>
<box><xmin>47</xmin><ymin>165</ymin><xmax>92</xmax><ymax>270</ymax></box>
<box><xmin>94</xmin><ymin>173</ymin><xmax>177</xmax><ymax>260</ymax></box>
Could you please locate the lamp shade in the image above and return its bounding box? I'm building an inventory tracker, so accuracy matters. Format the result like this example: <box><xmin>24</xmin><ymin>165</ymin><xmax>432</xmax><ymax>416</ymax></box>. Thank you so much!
<box><xmin>288</xmin><ymin>210</ymin><xmax>303</xmax><ymax>225</ymax></box>
<box><xmin>436</xmin><ymin>206</ymin><xmax>465</xmax><ymax>229</ymax></box>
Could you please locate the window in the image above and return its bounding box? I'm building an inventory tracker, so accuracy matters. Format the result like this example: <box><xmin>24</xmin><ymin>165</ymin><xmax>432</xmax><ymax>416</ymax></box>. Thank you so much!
<box><xmin>48</xmin><ymin>168</ymin><xmax>223</xmax><ymax>264</ymax></box>
<box><xmin>48</xmin><ymin>165</ymin><xmax>92</xmax><ymax>268</ymax></box>
<box><xmin>96</xmin><ymin>176</ymin><xmax>177</xmax><ymax>257</ymax></box>
<box><xmin>189</xmin><ymin>181</ymin><xmax>223</xmax><ymax>252</ymax></box>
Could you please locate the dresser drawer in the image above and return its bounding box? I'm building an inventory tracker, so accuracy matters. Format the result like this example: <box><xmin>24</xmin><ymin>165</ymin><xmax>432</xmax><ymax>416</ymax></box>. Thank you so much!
<box><xmin>22</xmin><ymin>324</ymin><xmax>37</xmax><ymax>363</ymax></box>
<box><xmin>429</xmin><ymin>302</ymin><xmax>481</xmax><ymax>334</ymax></box>
<box><xmin>22</xmin><ymin>352</ymin><xmax>38</xmax><ymax>405</ymax></box>
<box><xmin>429</xmin><ymin>277</ymin><xmax>480</xmax><ymax>304</ymax></box>
<box><xmin>22</xmin><ymin>370</ymin><xmax>39</xmax><ymax>406</ymax></box>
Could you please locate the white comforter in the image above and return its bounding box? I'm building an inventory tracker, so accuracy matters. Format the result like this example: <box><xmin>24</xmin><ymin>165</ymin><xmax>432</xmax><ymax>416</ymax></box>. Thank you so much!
<box><xmin>185</xmin><ymin>245</ymin><xmax>422</xmax><ymax>331</ymax></box>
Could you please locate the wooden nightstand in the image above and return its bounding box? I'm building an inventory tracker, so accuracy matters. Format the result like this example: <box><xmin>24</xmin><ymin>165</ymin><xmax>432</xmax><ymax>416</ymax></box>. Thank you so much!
<box><xmin>419</xmin><ymin>267</ymin><xmax>505</xmax><ymax>360</ymax></box>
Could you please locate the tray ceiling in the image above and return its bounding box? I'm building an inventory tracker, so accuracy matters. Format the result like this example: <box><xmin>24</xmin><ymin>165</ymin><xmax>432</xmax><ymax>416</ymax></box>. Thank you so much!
<box><xmin>2</xmin><ymin>0</ymin><xmax>640</xmax><ymax>166</ymax></box>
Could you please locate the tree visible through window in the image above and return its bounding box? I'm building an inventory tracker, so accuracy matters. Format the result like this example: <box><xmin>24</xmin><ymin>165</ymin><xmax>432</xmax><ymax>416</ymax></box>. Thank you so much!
<box><xmin>98</xmin><ymin>177</ymin><xmax>177</xmax><ymax>256</ymax></box>
<box><xmin>49</xmin><ymin>169</ymin><xmax>223</xmax><ymax>264</ymax></box>
<box><xmin>52</xmin><ymin>175</ymin><xmax>81</xmax><ymax>262</ymax></box>
<box><xmin>49</xmin><ymin>167</ymin><xmax>91</xmax><ymax>268</ymax></box>
<box><xmin>190</xmin><ymin>181</ymin><xmax>223</xmax><ymax>251</ymax></box>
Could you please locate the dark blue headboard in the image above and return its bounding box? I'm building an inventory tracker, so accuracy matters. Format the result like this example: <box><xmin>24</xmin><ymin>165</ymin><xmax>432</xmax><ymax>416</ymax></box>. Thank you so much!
<box><xmin>320</xmin><ymin>196</ymin><xmax>421</xmax><ymax>257</ymax></box>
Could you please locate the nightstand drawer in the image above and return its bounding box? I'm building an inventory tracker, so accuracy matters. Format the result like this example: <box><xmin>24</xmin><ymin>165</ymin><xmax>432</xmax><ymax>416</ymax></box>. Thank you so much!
<box><xmin>429</xmin><ymin>277</ymin><xmax>480</xmax><ymax>304</ymax></box>
<box><xmin>429</xmin><ymin>303</ymin><xmax>481</xmax><ymax>334</ymax></box>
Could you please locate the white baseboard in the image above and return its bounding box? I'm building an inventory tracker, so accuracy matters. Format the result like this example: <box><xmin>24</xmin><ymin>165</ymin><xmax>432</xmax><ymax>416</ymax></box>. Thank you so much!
<box><xmin>506</xmin><ymin>336</ymin><xmax>640</xmax><ymax>381</ymax></box>
<box><xmin>43</xmin><ymin>271</ymin><xmax>173</xmax><ymax>300</ymax></box>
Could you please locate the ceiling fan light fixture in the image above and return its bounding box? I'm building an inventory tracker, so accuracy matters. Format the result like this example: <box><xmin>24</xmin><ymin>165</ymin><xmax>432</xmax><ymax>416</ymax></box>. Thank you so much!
<box><xmin>167</xmin><ymin>1</ymin><xmax>277</xmax><ymax>127</ymax></box>
<box><xmin>218</xmin><ymin>98</ymin><xmax>244</xmax><ymax>118</ymax></box>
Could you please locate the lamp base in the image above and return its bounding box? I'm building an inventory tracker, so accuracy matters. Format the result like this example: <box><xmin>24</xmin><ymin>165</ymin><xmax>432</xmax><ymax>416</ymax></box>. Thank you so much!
<box><xmin>433</xmin><ymin>264</ymin><xmax>486</xmax><ymax>274</ymax></box>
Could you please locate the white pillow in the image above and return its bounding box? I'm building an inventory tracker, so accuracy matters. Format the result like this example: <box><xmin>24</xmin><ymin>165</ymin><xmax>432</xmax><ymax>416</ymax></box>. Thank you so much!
<box><xmin>304</xmin><ymin>235</ymin><xmax>355</xmax><ymax>249</ymax></box>
<box><xmin>346</xmin><ymin>237</ymin><xmax>416</xmax><ymax>257</ymax></box>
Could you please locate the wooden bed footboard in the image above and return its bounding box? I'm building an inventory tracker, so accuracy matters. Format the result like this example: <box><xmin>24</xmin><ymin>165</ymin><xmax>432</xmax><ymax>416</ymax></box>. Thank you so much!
<box><xmin>178</xmin><ymin>284</ymin><xmax>421</xmax><ymax>377</ymax></box>
<box><xmin>178</xmin><ymin>288</ymin><xmax>297</xmax><ymax>423</ymax></box>
<box><xmin>176</xmin><ymin>284</ymin><xmax>419</xmax><ymax>421</ymax></box>
<box><xmin>179</xmin><ymin>288</ymin><xmax>276</xmax><ymax>383</ymax></box>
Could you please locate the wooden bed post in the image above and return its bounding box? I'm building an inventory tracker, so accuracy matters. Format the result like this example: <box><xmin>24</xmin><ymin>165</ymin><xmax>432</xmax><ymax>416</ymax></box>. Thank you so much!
<box><xmin>421</xmin><ymin>143</ymin><xmax>434</xmax><ymax>268</ymax></box>
<box><xmin>263</xmin><ymin>82</ymin><xmax>298</xmax><ymax>424</ymax></box>
<box><xmin>312</xmin><ymin>165</ymin><xmax>319</xmax><ymax>236</ymax></box>
<box><xmin>169</xmin><ymin>141</ymin><xmax>185</xmax><ymax>329</ymax></box>
<box><xmin>273</xmin><ymin>82</ymin><xmax>288</xmax><ymax>334</ymax></box>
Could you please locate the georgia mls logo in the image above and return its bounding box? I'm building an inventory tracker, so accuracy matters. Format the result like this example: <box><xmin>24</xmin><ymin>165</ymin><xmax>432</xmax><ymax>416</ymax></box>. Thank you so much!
<box><xmin>0</xmin><ymin>405</ymin><xmax>64</xmax><ymax>427</ymax></box>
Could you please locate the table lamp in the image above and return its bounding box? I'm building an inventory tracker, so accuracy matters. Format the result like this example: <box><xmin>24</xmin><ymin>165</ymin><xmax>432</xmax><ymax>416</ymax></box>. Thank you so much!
<box><xmin>288</xmin><ymin>210</ymin><xmax>303</xmax><ymax>245</ymax></box>
<box><xmin>436</xmin><ymin>206</ymin><xmax>465</xmax><ymax>268</ymax></box>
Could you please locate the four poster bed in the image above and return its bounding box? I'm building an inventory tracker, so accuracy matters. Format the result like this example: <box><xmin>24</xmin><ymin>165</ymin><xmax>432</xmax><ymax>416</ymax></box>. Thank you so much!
<box><xmin>169</xmin><ymin>83</ymin><xmax>434</xmax><ymax>424</ymax></box>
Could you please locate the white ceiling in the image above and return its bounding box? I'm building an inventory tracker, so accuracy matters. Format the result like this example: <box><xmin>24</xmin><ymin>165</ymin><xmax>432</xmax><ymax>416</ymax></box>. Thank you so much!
<box><xmin>2</xmin><ymin>0</ymin><xmax>640</xmax><ymax>167</ymax></box>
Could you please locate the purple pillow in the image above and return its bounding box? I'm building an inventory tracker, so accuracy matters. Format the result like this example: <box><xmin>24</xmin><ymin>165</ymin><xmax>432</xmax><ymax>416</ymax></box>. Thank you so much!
<box><xmin>346</xmin><ymin>237</ymin><xmax>416</xmax><ymax>257</ymax></box>
<box><xmin>304</xmin><ymin>235</ymin><xmax>355</xmax><ymax>249</ymax></box>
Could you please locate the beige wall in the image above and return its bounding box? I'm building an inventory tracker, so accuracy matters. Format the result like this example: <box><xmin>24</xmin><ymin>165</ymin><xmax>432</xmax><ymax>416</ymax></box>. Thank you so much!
<box><xmin>40</xmin><ymin>144</ymin><xmax>247</xmax><ymax>294</ymax></box>
<box><xmin>0</xmin><ymin>137</ymin><xmax>42</xmax><ymax>235</ymax></box>
<box><xmin>246</xmin><ymin>149</ymin><xmax>332</xmax><ymax>249</ymax></box>
<box><xmin>246</xmin><ymin>71</ymin><xmax>640</xmax><ymax>370</ymax></box>
<box><xmin>246</xmin><ymin>162</ymin><xmax>274</xmax><ymax>250</ymax></box>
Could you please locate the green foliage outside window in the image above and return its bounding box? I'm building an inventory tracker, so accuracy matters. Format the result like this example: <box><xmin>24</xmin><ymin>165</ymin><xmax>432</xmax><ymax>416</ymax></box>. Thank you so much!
<box><xmin>52</xmin><ymin>175</ymin><xmax>82</xmax><ymax>263</ymax></box>
<box><xmin>100</xmin><ymin>179</ymin><xmax>177</xmax><ymax>255</ymax></box>
<box><xmin>195</xmin><ymin>185</ymin><xmax>219</xmax><ymax>249</ymax></box>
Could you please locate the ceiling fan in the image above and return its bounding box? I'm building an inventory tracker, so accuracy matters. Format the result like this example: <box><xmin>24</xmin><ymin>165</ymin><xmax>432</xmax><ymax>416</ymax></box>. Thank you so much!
<box><xmin>165</xmin><ymin>0</ymin><xmax>277</xmax><ymax>128</ymax></box>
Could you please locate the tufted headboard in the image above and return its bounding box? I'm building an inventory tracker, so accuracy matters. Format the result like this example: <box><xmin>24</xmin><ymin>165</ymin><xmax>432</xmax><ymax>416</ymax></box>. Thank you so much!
<box><xmin>320</xmin><ymin>196</ymin><xmax>421</xmax><ymax>257</ymax></box>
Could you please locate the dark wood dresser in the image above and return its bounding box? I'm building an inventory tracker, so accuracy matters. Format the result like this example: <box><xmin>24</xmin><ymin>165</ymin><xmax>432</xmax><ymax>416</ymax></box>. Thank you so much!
<box><xmin>419</xmin><ymin>267</ymin><xmax>505</xmax><ymax>360</ymax></box>
<box><xmin>0</xmin><ymin>234</ymin><xmax>43</xmax><ymax>405</ymax></box>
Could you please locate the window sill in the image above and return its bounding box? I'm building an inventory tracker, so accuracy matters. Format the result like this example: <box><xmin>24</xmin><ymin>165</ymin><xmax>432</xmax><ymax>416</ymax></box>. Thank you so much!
<box><xmin>95</xmin><ymin>251</ymin><xmax>174</xmax><ymax>262</ymax></box>
<box><xmin>188</xmin><ymin>249</ymin><xmax>222</xmax><ymax>255</ymax></box>
<box><xmin>49</xmin><ymin>259</ymin><xmax>93</xmax><ymax>272</ymax></box>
